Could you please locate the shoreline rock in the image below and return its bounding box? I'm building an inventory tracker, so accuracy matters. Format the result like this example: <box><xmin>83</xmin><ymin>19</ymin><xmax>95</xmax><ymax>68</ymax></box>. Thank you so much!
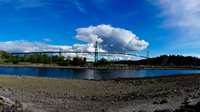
<box><xmin>0</xmin><ymin>71</ymin><xmax>200</xmax><ymax>111</ymax></box>
<box><xmin>0</xmin><ymin>63</ymin><xmax>199</xmax><ymax>70</ymax></box>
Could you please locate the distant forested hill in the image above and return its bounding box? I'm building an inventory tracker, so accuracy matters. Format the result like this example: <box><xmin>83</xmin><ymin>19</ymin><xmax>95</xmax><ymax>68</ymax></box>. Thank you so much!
<box><xmin>1</xmin><ymin>50</ymin><xmax>199</xmax><ymax>66</ymax></box>
<box><xmin>115</xmin><ymin>55</ymin><xmax>200</xmax><ymax>66</ymax></box>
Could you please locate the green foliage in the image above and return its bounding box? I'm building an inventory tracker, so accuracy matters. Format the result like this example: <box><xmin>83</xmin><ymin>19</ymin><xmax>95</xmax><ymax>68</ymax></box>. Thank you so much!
<box><xmin>52</xmin><ymin>55</ymin><xmax>59</xmax><ymax>63</ymax></box>
<box><xmin>4</xmin><ymin>59</ymin><xmax>11</xmax><ymax>63</ymax></box>
<box><xmin>133</xmin><ymin>55</ymin><xmax>200</xmax><ymax>66</ymax></box>
<box><xmin>20</xmin><ymin>57</ymin><xmax>26</xmax><ymax>62</ymax></box>
<box><xmin>71</xmin><ymin>56</ymin><xmax>87</xmax><ymax>65</ymax></box>
<box><xmin>12</xmin><ymin>56</ymin><xmax>20</xmax><ymax>64</ymax></box>
<box><xmin>59</xmin><ymin>60</ymin><xmax>70</xmax><ymax>66</ymax></box>
<box><xmin>0</xmin><ymin>50</ymin><xmax>12</xmax><ymax>59</ymax></box>
<box><xmin>43</xmin><ymin>54</ymin><xmax>49</xmax><ymax>64</ymax></box>
<box><xmin>58</xmin><ymin>56</ymin><xmax>68</xmax><ymax>66</ymax></box>
<box><xmin>48</xmin><ymin>57</ymin><xmax>52</xmax><ymax>64</ymax></box>
<box><xmin>97</xmin><ymin>58</ymin><xmax>111</xmax><ymax>65</ymax></box>
<box><xmin>98</xmin><ymin>58</ymin><xmax>108</xmax><ymax>65</ymax></box>
<box><xmin>0</xmin><ymin>50</ymin><xmax>88</xmax><ymax>66</ymax></box>
<box><xmin>30</xmin><ymin>55</ymin><xmax>37</xmax><ymax>63</ymax></box>
<box><xmin>2</xmin><ymin>50</ymin><xmax>200</xmax><ymax>66</ymax></box>
<box><xmin>37</xmin><ymin>52</ymin><xmax>43</xmax><ymax>63</ymax></box>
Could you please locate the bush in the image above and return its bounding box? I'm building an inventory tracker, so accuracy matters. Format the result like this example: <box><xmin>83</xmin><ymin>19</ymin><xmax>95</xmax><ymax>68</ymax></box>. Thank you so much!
<box><xmin>71</xmin><ymin>56</ymin><xmax>86</xmax><ymax>66</ymax></box>
<box><xmin>97</xmin><ymin>58</ymin><xmax>110</xmax><ymax>65</ymax></box>
<box><xmin>12</xmin><ymin>58</ymin><xmax>20</xmax><ymax>64</ymax></box>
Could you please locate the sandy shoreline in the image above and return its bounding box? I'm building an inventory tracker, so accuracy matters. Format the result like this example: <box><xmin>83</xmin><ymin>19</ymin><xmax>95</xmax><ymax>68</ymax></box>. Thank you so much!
<box><xmin>0</xmin><ymin>73</ymin><xmax>199</xmax><ymax>111</ymax></box>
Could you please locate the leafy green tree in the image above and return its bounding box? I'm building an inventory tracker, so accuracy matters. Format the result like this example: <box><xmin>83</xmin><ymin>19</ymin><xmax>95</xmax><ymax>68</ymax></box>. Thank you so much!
<box><xmin>59</xmin><ymin>60</ymin><xmax>69</xmax><ymax>66</ymax></box>
<box><xmin>59</xmin><ymin>56</ymin><xmax>65</xmax><ymax>62</ymax></box>
<box><xmin>37</xmin><ymin>52</ymin><xmax>43</xmax><ymax>63</ymax></box>
<box><xmin>48</xmin><ymin>57</ymin><xmax>52</xmax><ymax>64</ymax></box>
<box><xmin>71</xmin><ymin>56</ymin><xmax>86</xmax><ymax>65</ymax></box>
<box><xmin>20</xmin><ymin>57</ymin><xmax>26</xmax><ymax>62</ymax></box>
<box><xmin>30</xmin><ymin>55</ymin><xmax>37</xmax><ymax>63</ymax></box>
<box><xmin>71</xmin><ymin>56</ymin><xmax>82</xmax><ymax>65</ymax></box>
<box><xmin>0</xmin><ymin>50</ymin><xmax>12</xmax><ymax>59</ymax></box>
<box><xmin>97</xmin><ymin>58</ymin><xmax>110</xmax><ymax>65</ymax></box>
<box><xmin>58</xmin><ymin>56</ymin><xmax>68</xmax><ymax>66</ymax></box>
<box><xmin>12</xmin><ymin>56</ymin><xmax>20</xmax><ymax>64</ymax></box>
<box><xmin>52</xmin><ymin>55</ymin><xmax>59</xmax><ymax>63</ymax></box>
<box><xmin>43</xmin><ymin>54</ymin><xmax>49</xmax><ymax>64</ymax></box>
<box><xmin>83</xmin><ymin>57</ymin><xmax>87</xmax><ymax>64</ymax></box>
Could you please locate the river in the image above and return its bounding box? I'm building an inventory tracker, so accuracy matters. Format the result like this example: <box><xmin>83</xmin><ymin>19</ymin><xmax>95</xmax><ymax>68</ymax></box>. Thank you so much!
<box><xmin>0</xmin><ymin>66</ymin><xmax>200</xmax><ymax>79</ymax></box>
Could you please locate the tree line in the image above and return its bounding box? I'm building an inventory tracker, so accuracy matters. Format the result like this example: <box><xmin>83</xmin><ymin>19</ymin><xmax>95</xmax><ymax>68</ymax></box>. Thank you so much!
<box><xmin>0</xmin><ymin>50</ymin><xmax>87</xmax><ymax>66</ymax></box>
<box><xmin>116</xmin><ymin>55</ymin><xmax>200</xmax><ymax>66</ymax></box>
<box><xmin>3</xmin><ymin>50</ymin><xmax>198</xmax><ymax>66</ymax></box>
<box><xmin>0</xmin><ymin>50</ymin><xmax>112</xmax><ymax>66</ymax></box>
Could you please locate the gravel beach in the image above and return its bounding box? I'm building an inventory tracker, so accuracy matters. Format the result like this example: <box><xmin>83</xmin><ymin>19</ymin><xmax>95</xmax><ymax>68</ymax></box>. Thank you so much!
<box><xmin>0</xmin><ymin>73</ymin><xmax>200</xmax><ymax>111</ymax></box>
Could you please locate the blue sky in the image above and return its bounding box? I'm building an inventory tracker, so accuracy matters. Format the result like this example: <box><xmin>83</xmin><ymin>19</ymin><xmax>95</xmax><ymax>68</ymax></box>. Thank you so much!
<box><xmin>0</xmin><ymin>0</ymin><xmax>200</xmax><ymax>61</ymax></box>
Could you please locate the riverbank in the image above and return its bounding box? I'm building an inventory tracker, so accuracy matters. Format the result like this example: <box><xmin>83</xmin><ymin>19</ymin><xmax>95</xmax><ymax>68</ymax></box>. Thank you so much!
<box><xmin>0</xmin><ymin>73</ymin><xmax>200</xmax><ymax>111</ymax></box>
<box><xmin>0</xmin><ymin>63</ymin><xmax>199</xmax><ymax>70</ymax></box>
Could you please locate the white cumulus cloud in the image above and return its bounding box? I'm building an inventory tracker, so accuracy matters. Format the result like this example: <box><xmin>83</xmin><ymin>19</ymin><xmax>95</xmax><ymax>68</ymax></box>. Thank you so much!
<box><xmin>0</xmin><ymin>40</ymin><xmax>106</xmax><ymax>60</ymax></box>
<box><xmin>75</xmin><ymin>24</ymin><xmax>149</xmax><ymax>53</ymax></box>
<box><xmin>72</xmin><ymin>43</ymin><xmax>105</xmax><ymax>52</ymax></box>
<box><xmin>0</xmin><ymin>40</ymin><xmax>106</xmax><ymax>53</ymax></box>
<box><xmin>0</xmin><ymin>41</ymin><xmax>71</xmax><ymax>52</ymax></box>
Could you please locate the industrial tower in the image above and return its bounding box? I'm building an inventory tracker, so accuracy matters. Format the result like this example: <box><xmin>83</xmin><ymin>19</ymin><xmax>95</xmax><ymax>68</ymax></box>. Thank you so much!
<box><xmin>94</xmin><ymin>41</ymin><xmax>98</xmax><ymax>63</ymax></box>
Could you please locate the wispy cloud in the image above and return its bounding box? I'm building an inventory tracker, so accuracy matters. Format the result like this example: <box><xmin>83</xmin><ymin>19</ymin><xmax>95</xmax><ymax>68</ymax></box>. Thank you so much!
<box><xmin>174</xmin><ymin>41</ymin><xmax>200</xmax><ymax>49</ymax></box>
<box><xmin>74</xmin><ymin>0</ymin><xmax>87</xmax><ymax>14</ymax></box>
<box><xmin>122</xmin><ymin>11</ymin><xmax>139</xmax><ymax>18</ymax></box>
<box><xmin>16</xmin><ymin>0</ymin><xmax>46</xmax><ymax>9</ymax></box>
<box><xmin>0</xmin><ymin>0</ymin><xmax>87</xmax><ymax>17</ymax></box>
<box><xmin>43</xmin><ymin>38</ymin><xmax>52</xmax><ymax>42</ymax></box>
<box><xmin>0</xmin><ymin>0</ymin><xmax>46</xmax><ymax>9</ymax></box>
<box><xmin>152</xmin><ymin>0</ymin><xmax>200</xmax><ymax>29</ymax></box>
<box><xmin>91</xmin><ymin>0</ymin><xmax>109</xmax><ymax>9</ymax></box>
<box><xmin>150</xmin><ymin>0</ymin><xmax>200</xmax><ymax>48</ymax></box>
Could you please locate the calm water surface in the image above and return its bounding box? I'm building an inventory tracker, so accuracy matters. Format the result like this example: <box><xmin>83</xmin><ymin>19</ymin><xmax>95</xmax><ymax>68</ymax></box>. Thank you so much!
<box><xmin>0</xmin><ymin>66</ymin><xmax>200</xmax><ymax>79</ymax></box>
